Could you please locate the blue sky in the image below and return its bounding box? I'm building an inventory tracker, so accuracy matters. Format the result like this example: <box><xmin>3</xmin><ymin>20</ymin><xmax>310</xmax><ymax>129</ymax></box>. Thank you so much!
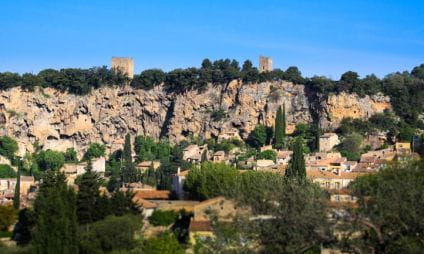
<box><xmin>0</xmin><ymin>0</ymin><xmax>423</xmax><ymax>79</ymax></box>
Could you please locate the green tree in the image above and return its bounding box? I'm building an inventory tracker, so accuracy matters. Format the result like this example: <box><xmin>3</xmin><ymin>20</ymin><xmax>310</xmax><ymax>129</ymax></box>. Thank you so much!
<box><xmin>36</xmin><ymin>149</ymin><xmax>65</xmax><ymax>171</ymax></box>
<box><xmin>33</xmin><ymin>171</ymin><xmax>78</xmax><ymax>254</ymax></box>
<box><xmin>0</xmin><ymin>164</ymin><xmax>17</xmax><ymax>178</ymax></box>
<box><xmin>285</xmin><ymin>138</ymin><xmax>306</xmax><ymax>180</ymax></box>
<box><xmin>0</xmin><ymin>205</ymin><xmax>17</xmax><ymax>231</ymax></box>
<box><xmin>0</xmin><ymin>136</ymin><xmax>18</xmax><ymax>160</ymax></box>
<box><xmin>76</xmin><ymin>160</ymin><xmax>101</xmax><ymax>225</ymax></box>
<box><xmin>274</xmin><ymin>105</ymin><xmax>286</xmax><ymax>149</ymax></box>
<box><xmin>285</xmin><ymin>66</ymin><xmax>304</xmax><ymax>84</ymax></box>
<box><xmin>339</xmin><ymin>132</ymin><xmax>363</xmax><ymax>161</ymax></box>
<box><xmin>148</xmin><ymin>210</ymin><xmax>178</xmax><ymax>226</ymax></box>
<box><xmin>184</xmin><ymin>162</ymin><xmax>238</xmax><ymax>200</ymax></box>
<box><xmin>349</xmin><ymin>161</ymin><xmax>424</xmax><ymax>253</ymax></box>
<box><xmin>84</xmin><ymin>143</ymin><xmax>106</xmax><ymax>160</ymax></box>
<box><xmin>63</xmin><ymin>148</ymin><xmax>78</xmax><ymax>162</ymax></box>
<box><xmin>12</xmin><ymin>208</ymin><xmax>36</xmax><ymax>246</ymax></box>
<box><xmin>144</xmin><ymin>233</ymin><xmax>185</xmax><ymax>254</ymax></box>
<box><xmin>78</xmin><ymin>215</ymin><xmax>141</xmax><ymax>254</ymax></box>
<box><xmin>122</xmin><ymin>134</ymin><xmax>137</xmax><ymax>183</ymax></box>
<box><xmin>13</xmin><ymin>170</ymin><xmax>20</xmax><ymax>210</ymax></box>
<box><xmin>257</xmin><ymin>150</ymin><xmax>277</xmax><ymax>161</ymax></box>
<box><xmin>247</xmin><ymin>124</ymin><xmax>268</xmax><ymax>148</ymax></box>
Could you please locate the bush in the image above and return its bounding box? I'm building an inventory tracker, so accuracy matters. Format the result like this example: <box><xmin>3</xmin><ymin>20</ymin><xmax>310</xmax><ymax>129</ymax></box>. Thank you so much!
<box><xmin>0</xmin><ymin>136</ymin><xmax>18</xmax><ymax>160</ymax></box>
<box><xmin>0</xmin><ymin>164</ymin><xmax>17</xmax><ymax>178</ymax></box>
<box><xmin>79</xmin><ymin>215</ymin><xmax>141</xmax><ymax>254</ymax></box>
<box><xmin>257</xmin><ymin>150</ymin><xmax>277</xmax><ymax>161</ymax></box>
<box><xmin>148</xmin><ymin>210</ymin><xmax>178</xmax><ymax>226</ymax></box>
<box><xmin>35</xmin><ymin>150</ymin><xmax>65</xmax><ymax>171</ymax></box>
<box><xmin>0</xmin><ymin>206</ymin><xmax>17</xmax><ymax>231</ymax></box>
<box><xmin>84</xmin><ymin>143</ymin><xmax>106</xmax><ymax>160</ymax></box>
<box><xmin>143</xmin><ymin>233</ymin><xmax>184</xmax><ymax>254</ymax></box>
<box><xmin>210</xmin><ymin>109</ymin><xmax>227</xmax><ymax>122</ymax></box>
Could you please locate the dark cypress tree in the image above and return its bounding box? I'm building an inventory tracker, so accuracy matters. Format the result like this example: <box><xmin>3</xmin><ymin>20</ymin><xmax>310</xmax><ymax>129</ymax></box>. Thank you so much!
<box><xmin>33</xmin><ymin>171</ymin><xmax>78</xmax><ymax>254</ymax></box>
<box><xmin>285</xmin><ymin>138</ymin><xmax>306</xmax><ymax>180</ymax></box>
<box><xmin>76</xmin><ymin>159</ymin><xmax>101</xmax><ymax>225</ymax></box>
<box><xmin>13</xmin><ymin>170</ymin><xmax>20</xmax><ymax>209</ymax></box>
<box><xmin>274</xmin><ymin>104</ymin><xmax>286</xmax><ymax>150</ymax></box>
<box><xmin>315</xmin><ymin>123</ymin><xmax>321</xmax><ymax>152</ymax></box>
<box><xmin>122</xmin><ymin>133</ymin><xmax>137</xmax><ymax>183</ymax></box>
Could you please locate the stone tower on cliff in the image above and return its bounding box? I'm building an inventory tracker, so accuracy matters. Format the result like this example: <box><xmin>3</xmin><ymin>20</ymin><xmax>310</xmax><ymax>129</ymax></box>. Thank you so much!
<box><xmin>259</xmin><ymin>56</ymin><xmax>273</xmax><ymax>73</ymax></box>
<box><xmin>111</xmin><ymin>57</ymin><xmax>134</xmax><ymax>79</ymax></box>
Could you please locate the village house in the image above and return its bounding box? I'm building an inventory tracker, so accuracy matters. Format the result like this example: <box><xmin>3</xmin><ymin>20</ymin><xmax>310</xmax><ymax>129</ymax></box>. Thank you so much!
<box><xmin>254</xmin><ymin>159</ymin><xmax>276</xmax><ymax>170</ymax></box>
<box><xmin>395</xmin><ymin>142</ymin><xmax>411</xmax><ymax>154</ymax></box>
<box><xmin>189</xmin><ymin>196</ymin><xmax>240</xmax><ymax>244</ymax></box>
<box><xmin>259</xmin><ymin>145</ymin><xmax>275</xmax><ymax>152</ymax></box>
<box><xmin>307</xmin><ymin>169</ymin><xmax>363</xmax><ymax>190</ymax></box>
<box><xmin>212</xmin><ymin>151</ymin><xmax>226</xmax><ymax>162</ymax></box>
<box><xmin>217</xmin><ymin>129</ymin><xmax>241</xmax><ymax>142</ymax></box>
<box><xmin>319</xmin><ymin>133</ymin><xmax>340</xmax><ymax>152</ymax></box>
<box><xmin>276</xmin><ymin>150</ymin><xmax>293</xmax><ymax>165</ymax></box>
<box><xmin>0</xmin><ymin>176</ymin><xmax>36</xmax><ymax>207</ymax></box>
<box><xmin>132</xmin><ymin>189</ymin><xmax>171</xmax><ymax>200</ymax></box>
<box><xmin>135</xmin><ymin>160</ymin><xmax>161</xmax><ymax>172</ymax></box>
<box><xmin>61</xmin><ymin>156</ymin><xmax>106</xmax><ymax>185</ymax></box>
<box><xmin>364</xmin><ymin>133</ymin><xmax>387</xmax><ymax>150</ymax></box>
<box><xmin>183</xmin><ymin>144</ymin><xmax>208</xmax><ymax>163</ymax></box>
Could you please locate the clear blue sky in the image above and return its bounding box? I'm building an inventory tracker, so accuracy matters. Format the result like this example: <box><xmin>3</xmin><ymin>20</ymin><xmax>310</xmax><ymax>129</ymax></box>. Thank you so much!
<box><xmin>1</xmin><ymin>0</ymin><xmax>423</xmax><ymax>79</ymax></box>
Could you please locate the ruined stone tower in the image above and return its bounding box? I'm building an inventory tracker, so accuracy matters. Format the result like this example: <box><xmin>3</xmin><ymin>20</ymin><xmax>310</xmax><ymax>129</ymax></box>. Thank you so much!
<box><xmin>111</xmin><ymin>57</ymin><xmax>134</xmax><ymax>79</ymax></box>
<box><xmin>259</xmin><ymin>56</ymin><xmax>273</xmax><ymax>73</ymax></box>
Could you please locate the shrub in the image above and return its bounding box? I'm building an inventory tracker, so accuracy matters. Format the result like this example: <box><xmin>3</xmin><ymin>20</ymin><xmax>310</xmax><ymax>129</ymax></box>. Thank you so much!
<box><xmin>0</xmin><ymin>164</ymin><xmax>17</xmax><ymax>178</ymax></box>
<box><xmin>0</xmin><ymin>136</ymin><xmax>18</xmax><ymax>160</ymax></box>
<box><xmin>84</xmin><ymin>143</ymin><xmax>106</xmax><ymax>160</ymax></box>
<box><xmin>148</xmin><ymin>210</ymin><xmax>178</xmax><ymax>226</ymax></box>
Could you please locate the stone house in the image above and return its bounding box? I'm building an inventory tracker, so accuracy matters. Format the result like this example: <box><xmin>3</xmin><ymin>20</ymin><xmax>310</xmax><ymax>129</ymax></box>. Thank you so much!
<box><xmin>277</xmin><ymin>150</ymin><xmax>293</xmax><ymax>165</ymax></box>
<box><xmin>183</xmin><ymin>144</ymin><xmax>208</xmax><ymax>163</ymax></box>
<box><xmin>307</xmin><ymin>169</ymin><xmax>362</xmax><ymax>190</ymax></box>
<box><xmin>395</xmin><ymin>142</ymin><xmax>411</xmax><ymax>154</ymax></box>
<box><xmin>212</xmin><ymin>151</ymin><xmax>226</xmax><ymax>162</ymax></box>
<box><xmin>319</xmin><ymin>133</ymin><xmax>340</xmax><ymax>152</ymax></box>
<box><xmin>61</xmin><ymin>157</ymin><xmax>106</xmax><ymax>185</ymax></box>
<box><xmin>255</xmin><ymin>159</ymin><xmax>276</xmax><ymax>170</ymax></box>
<box><xmin>135</xmin><ymin>160</ymin><xmax>161</xmax><ymax>172</ymax></box>
<box><xmin>217</xmin><ymin>129</ymin><xmax>241</xmax><ymax>141</ymax></box>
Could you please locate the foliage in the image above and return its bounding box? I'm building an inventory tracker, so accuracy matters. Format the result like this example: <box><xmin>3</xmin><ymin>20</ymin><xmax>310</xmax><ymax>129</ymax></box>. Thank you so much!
<box><xmin>32</xmin><ymin>171</ymin><xmax>78</xmax><ymax>254</ymax></box>
<box><xmin>0</xmin><ymin>136</ymin><xmax>18</xmax><ymax>160</ymax></box>
<box><xmin>184</xmin><ymin>162</ymin><xmax>238</xmax><ymax>200</ymax></box>
<box><xmin>12</xmin><ymin>208</ymin><xmax>35</xmax><ymax>246</ymax></box>
<box><xmin>122</xmin><ymin>134</ymin><xmax>138</xmax><ymax>183</ymax></box>
<box><xmin>83</xmin><ymin>143</ymin><xmax>106</xmax><ymax>160</ymax></box>
<box><xmin>76</xmin><ymin>160</ymin><xmax>102</xmax><ymax>224</ymax></box>
<box><xmin>13</xmin><ymin>171</ymin><xmax>20</xmax><ymax>209</ymax></box>
<box><xmin>78</xmin><ymin>215</ymin><xmax>141</xmax><ymax>254</ymax></box>
<box><xmin>35</xmin><ymin>149</ymin><xmax>65</xmax><ymax>171</ymax></box>
<box><xmin>131</xmin><ymin>69</ymin><xmax>166</xmax><ymax>90</ymax></box>
<box><xmin>349</xmin><ymin>161</ymin><xmax>424</xmax><ymax>253</ymax></box>
<box><xmin>274</xmin><ymin>105</ymin><xmax>286</xmax><ymax>149</ymax></box>
<box><xmin>0</xmin><ymin>205</ymin><xmax>17</xmax><ymax>231</ymax></box>
<box><xmin>0</xmin><ymin>164</ymin><xmax>17</xmax><ymax>178</ymax></box>
<box><xmin>109</xmin><ymin>191</ymin><xmax>140</xmax><ymax>216</ymax></box>
<box><xmin>63</xmin><ymin>148</ymin><xmax>78</xmax><ymax>163</ymax></box>
<box><xmin>210</xmin><ymin>109</ymin><xmax>227</xmax><ymax>122</ymax></box>
<box><xmin>143</xmin><ymin>233</ymin><xmax>185</xmax><ymax>254</ymax></box>
<box><xmin>247</xmin><ymin>124</ymin><xmax>268</xmax><ymax>148</ymax></box>
<box><xmin>134</xmin><ymin>136</ymin><xmax>171</xmax><ymax>162</ymax></box>
<box><xmin>148</xmin><ymin>210</ymin><xmax>178</xmax><ymax>226</ymax></box>
<box><xmin>338</xmin><ymin>132</ymin><xmax>363</xmax><ymax>161</ymax></box>
<box><xmin>285</xmin><ymin>138</ymin><xmax>306</xmax><ymax>180</ymax></box>
<box><xmin>257</xmin><ymin>149</ymin><xmax>277</xmax><ymax>161</ymax></box>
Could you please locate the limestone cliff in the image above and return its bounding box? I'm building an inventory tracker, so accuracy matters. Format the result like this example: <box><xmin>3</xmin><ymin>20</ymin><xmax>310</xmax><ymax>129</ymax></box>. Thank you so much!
<box><xmin>0</xmin><ymin>81</ymin><xmax>390</xmax><ymax>157</ymax></box>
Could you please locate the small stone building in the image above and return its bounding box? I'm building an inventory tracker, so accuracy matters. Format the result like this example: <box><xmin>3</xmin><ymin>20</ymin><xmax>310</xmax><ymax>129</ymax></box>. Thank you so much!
<box><xmin>319</xmin><ymin>133</ymin><xmax>340</xmax><ymax>152</ymax></box>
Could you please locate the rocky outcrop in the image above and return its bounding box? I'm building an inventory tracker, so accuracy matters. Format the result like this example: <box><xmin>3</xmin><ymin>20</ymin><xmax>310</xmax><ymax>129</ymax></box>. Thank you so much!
<box><xmin>0</xmin><ymin>82</ymin><xmax>390</xmax><ymax>157</ymax></box>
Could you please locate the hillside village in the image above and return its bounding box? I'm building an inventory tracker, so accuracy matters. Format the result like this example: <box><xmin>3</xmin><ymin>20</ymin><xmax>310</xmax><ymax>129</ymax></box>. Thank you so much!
<box><xmin>0</xmin><ymin>57</ymin><xmax>423</xmax><ymax>253</ymax></box>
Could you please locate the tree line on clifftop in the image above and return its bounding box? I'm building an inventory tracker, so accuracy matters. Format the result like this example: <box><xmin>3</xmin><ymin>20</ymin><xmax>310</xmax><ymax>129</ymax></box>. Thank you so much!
<box><xmin>0</xmin><ymin>60</ymin><xmax>424</xmax><ymax>127</ymax></box>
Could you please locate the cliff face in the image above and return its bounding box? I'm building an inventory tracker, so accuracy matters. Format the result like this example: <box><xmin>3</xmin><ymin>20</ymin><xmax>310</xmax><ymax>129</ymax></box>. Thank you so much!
<box><xmin>0</xmin><ymin>81</ymin><xmax>390</xmax><ymax>157</ymax></box>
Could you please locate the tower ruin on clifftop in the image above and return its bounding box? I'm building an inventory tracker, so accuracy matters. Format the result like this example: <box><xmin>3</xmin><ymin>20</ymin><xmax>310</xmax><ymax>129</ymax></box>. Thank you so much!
<box><xmin>259</xmin><ymin>56</ymin><xmax>273</xmax><ymax>73</ymax></box>
<box><xmin>111</xmin><ymin>57</ymin><xmax>134</xmax><ymax>79</ymax></box>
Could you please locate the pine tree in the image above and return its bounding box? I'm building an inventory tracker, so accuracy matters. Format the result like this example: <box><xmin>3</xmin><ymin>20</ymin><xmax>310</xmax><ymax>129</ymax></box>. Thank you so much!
<box><xmin>76</xmin><ymin>159</ymin><xmax>101</xmax><ymax>225</ymax></box>
<box><xmin>274</xmin><ymin>104</ymin><xmax>286</xmax><ymax>150</ymax></box>
<box><xmin>285</xmin><ymin>138</ymin><xmax>306</xmax><ymax>180</ymax></box>
<box><xmin>13</xmin><ymin>170</ymin><xmax>20</xmax><ymax>209</ymax></box>
<box><xmin>33</xmin><ymin>171</ymin><xmax>78</xmax><ymax>254</ymax></box>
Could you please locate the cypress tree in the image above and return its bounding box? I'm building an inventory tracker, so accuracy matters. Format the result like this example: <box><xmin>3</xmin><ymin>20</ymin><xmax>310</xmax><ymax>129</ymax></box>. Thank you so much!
<box><xmin>315</xmin><ymin>123</ymin><xmax>321</xmax><ymax>152</ymax></box>
<box><xmin>13</xmin><ymin>170</ymin><xmax>20</xmax><ymax>209</ymax></box>
<box><xmin>274</xmin><ymin>104</ymin><xmax>286</xmax><ymax>150</ymax></box>
<box><xmin>285</xmin><ymin>138</ymin><xmax>306</xmax><ymax>180</ymax></box>
<box><xmin>76</xmin><ymin>159</ymin><xmax>101</xmax><ymax>225</ymax></box>
<box><xmin>122</xmin><ymin>133</ymin><xmax>136</xmax><ymax>183</ymax></box>
<box><xmin>33</xmin><ymin>171</ymin><xmax>78</xmax><ymax>254</ymax></box>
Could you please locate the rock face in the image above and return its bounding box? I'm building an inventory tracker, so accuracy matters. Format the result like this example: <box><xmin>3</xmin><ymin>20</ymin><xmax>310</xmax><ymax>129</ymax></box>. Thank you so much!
<box><xmin>0</xmin><ymin>81</ymin><xmax>390</xmax><ymax>157</ymax></box>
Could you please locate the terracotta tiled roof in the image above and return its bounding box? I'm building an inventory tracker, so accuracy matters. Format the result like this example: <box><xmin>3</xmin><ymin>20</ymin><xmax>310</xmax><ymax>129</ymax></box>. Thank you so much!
<box><xmin>133</xmin><ymin>190</ymin><xmax>171</xmax><ymax>200</ymax></box>
<box><xmin>189</xmin><ymin>220</ymin><xmax>213</xmax><ymax>232</ymax></box>
<box><xmin>328</xmin><ymin>201</ymin><xmax>359</xmax><ymax>209</ymax></box>
<box><xmin>133</xmin><ymin>198</ymin><xmax>158</xmax><ymax>209</ymax></box>
<box><xmin>307</xmin><ymin>169</ymin><xmax>362</xmax><ymax>179</ymax></box>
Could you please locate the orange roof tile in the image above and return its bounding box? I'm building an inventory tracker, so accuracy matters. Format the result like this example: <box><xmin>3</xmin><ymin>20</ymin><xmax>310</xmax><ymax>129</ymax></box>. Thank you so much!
<box><xmin>133</xmin><ymin>190</ymin><xmax>171</xmax><ymax>200</ymax></box>
<box><xmin>189</xmin><ymin>220</ymin><xmax>213</xmax><ymax>232</ymax></box>
<box><xmin>307</xmin><ymin>169</ymin><xmax>363</xmax><ymax>179</ymax></box>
